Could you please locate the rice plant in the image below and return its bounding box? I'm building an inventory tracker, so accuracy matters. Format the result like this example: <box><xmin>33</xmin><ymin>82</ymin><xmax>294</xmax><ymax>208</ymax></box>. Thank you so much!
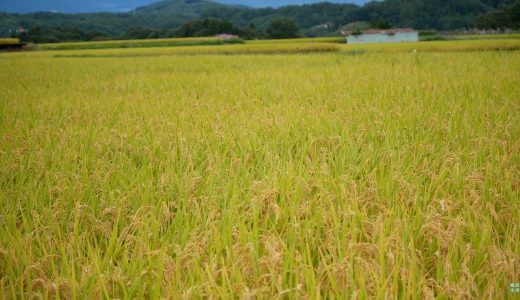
<box><xmin>0</xmin><ymin>41</ymin><xmax>519</xmax><ymax>299</ymax></box>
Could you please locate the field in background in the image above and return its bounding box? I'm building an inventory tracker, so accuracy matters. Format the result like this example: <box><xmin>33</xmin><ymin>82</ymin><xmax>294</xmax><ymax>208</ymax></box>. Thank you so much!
<box><xmin>2</xmin><ymin>33</ymin><xmax>520</xmax><ymax>51</ymax></box>
<box><xmin>1</xmin><ymin>39</ymin><xmax>519</xmax><ymax>299</ymax></box>
<box><xmin>50</xmin><ymin>42</ymin><xmax>341</xmax><ymax>57</ymax></box>
<box><xmin>36</xmin><ymin>36</ymin><xmax>341</xmax><ymax>52</ymax></box>
<box><xmin>0</xmin><ymin>38</ymin><xmax>20</xmax><ymax>44</ymax></box>
<box><xmin>5</xmin><ymin>34</ymin><xmax>517</xmax><ymax>53</ymax></box>
<box><xmin>39</xmin><ymin>37</ymin><xmax>244</xmax><ymax>51</ymax></box>
<box><xmin>343</xmin><ymin>38</ymin><xmax>520</xmax><ymax>53</ymax></box>
<box><xmin>449</xmin><ymin>33</ymin><xmax>520</xmax><ymax>40</ymax></box>
<box><xmin>247</xmin><ymin>37</ymin><xmax>346</xmax><ymax>44</ymax></box>
<box><xmin>7</xmin><ymin>38</ymin><xmax>519</xmax><ymax>59</ymax></box>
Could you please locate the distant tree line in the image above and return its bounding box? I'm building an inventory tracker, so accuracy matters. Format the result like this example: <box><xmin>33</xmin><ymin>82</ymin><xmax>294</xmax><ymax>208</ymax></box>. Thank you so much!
<box><xmin>475</xmin><ymin>1</ymin><xmax>520</xmax><ymax>29</ymax></box>
<box><xmin>2</xmin><ymin>0</ymin><xmax>518</xmax><ymax>43</ymax></box>
<box><xmin>17</xmin><ymin>27</ymin><xmax>111</xmax><ymax>43</ymax></box>
<box><xmin>15</xmin><ymin>17</ymin><xmax>299</xmax><ymax>43</ymax></box>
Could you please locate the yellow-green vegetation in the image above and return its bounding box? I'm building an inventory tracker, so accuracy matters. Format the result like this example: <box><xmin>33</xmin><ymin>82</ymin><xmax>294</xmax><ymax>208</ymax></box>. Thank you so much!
<box><xmin>247</xmin><ymin>37</ymin><xmax>346</xmax><ymax>44</ymax></box>
<box><xmin>1</xmin><ymin>40</ymin><xmax>519</xmax><ymax>299</ymax></box>
<box><xmin>22</xmin><ymin>39</ymin><xmax>520</xmax><ymax>60</ymax></box>
<box><xmin>343</xmin><ymin>39</ymin><xmax>520</xmax><ymax>53</ymax></box>
<box><xmin>39</xmin><ymin>37</ymin><xmax>244</xmax><ymax>51</ymax></box>
<box><xmin>49</xmin><ymin>42</ymin><xmax>339</xmax><ymax>58</ymax></box>
<box><xmin>450</xmin><ymin>33</ymin><xmax>520</xmax><ymax>40</ymax></box>
<box><xmin>0</xmin><ymin>38</ymin><xmax>20</xmax><ymax>44</ymax></box>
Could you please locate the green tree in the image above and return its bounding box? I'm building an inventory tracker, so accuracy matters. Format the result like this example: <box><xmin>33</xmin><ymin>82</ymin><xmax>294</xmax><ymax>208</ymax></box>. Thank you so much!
<box><xmin>476</xmin><ymin>1</ymin><xmax>520</xmax><ymax>29</ymax></box>
<box><xmin>124</xmin><ymin>27</ymin><xmax>155</xmax><ymax>39</ymax></box>
<box><xmin>370</xmin><ymin>19</ymin><xmax>392</xmax><ymax>29</ymax></box>
<box><xmin>176</xmin><ymin>18</ymin><xmax>237</xmax><ymax>37</ymax></box>
<box><xmin>266</xmin><ymin>18</ymin><xmax>299</xmax><ymax>39</ymax></box>
<box><xmin>238</xmin><ymin>23</ymin><xmax>264</xmax><ymax>40</ymax></box>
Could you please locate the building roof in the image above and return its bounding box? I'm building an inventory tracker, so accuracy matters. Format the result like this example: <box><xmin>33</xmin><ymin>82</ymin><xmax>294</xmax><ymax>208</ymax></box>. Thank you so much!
<box><xmin>342</xmin><ymin>28</ymin><xmax>416</xmax><ymax>36</ymax></box>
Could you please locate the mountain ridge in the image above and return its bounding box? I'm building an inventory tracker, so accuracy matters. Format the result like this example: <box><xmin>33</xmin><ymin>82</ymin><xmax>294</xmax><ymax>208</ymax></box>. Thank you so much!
<box><xmin>0</xmin><ymin>0</ymin><xmax>369</xmax><ymax>13</ymax></box>
<box><xmin>0</xmin><ymin>0</ymin><xmax>516</xmax><ymax>41</ymax></box>
<box><xmin>133</xmin><ymin>0</ymin><xmax>244</xmax><ymax>16</ymax></box>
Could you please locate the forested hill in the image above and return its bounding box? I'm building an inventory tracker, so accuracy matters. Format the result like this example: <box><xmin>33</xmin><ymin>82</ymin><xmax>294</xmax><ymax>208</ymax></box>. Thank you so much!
<box><xmin>1</xmin><ymin>0</ymin><xmax>517</xmax><ymax>41</ymax></box>
<box><xmin>357</xmin><ymin>0</ymin><xmax>518</xmax><ymax>30</ymax></box>
<box><xmin>133</xmin><ymin>0</ymin><xmax>247</xmax><ymax>15</ymax></box>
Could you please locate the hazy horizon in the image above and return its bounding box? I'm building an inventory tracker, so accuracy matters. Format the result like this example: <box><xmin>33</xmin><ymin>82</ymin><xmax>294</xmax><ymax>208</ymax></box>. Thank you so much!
<box><xmin>0</xmin><ymin>0</ymin><xmax>369</xmax><ymax>14</ymax></box>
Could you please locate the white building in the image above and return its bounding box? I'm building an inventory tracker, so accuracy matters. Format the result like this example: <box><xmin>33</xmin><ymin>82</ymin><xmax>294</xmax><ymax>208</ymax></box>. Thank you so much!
<box><xmin>344</xmin><ymin>28</ymin><xmax>418</xmax><ymax>44</ymax></box>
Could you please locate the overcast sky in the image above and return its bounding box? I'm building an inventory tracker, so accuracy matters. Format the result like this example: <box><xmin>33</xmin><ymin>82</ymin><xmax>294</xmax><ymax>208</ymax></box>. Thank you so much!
<box><xmin>0</xmin><ymin>0</ymin><xmax>368</xmax><ymax>13</ymax></box>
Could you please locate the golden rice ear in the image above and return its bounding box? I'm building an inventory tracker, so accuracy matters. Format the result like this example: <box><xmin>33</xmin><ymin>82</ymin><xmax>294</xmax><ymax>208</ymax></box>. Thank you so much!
<box><xmin>1</xmin><ymin>38</ymin><xmax>518</xmax><ymax>299</ymax></box>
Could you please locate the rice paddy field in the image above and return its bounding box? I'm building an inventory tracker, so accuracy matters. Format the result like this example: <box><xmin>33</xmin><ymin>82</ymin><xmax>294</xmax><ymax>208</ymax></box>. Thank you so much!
<box><xmin>0</xmin><ymin>38</ymin><xmax>20</xmax><ymax>45</ymax></box>
<box><xmin>0</xmin><ymin>38</ymin><xmax>519</xmax><ymax>299</ymax></box>
<box><xmin>450</xmin><ymin>33</ymin><xmax>520</xmax><ymax>40</ymax></box>
<box><xmin>38</xmin><ymin>37</ymin><xmax>244</xmax><ymax>51</ymax></box>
